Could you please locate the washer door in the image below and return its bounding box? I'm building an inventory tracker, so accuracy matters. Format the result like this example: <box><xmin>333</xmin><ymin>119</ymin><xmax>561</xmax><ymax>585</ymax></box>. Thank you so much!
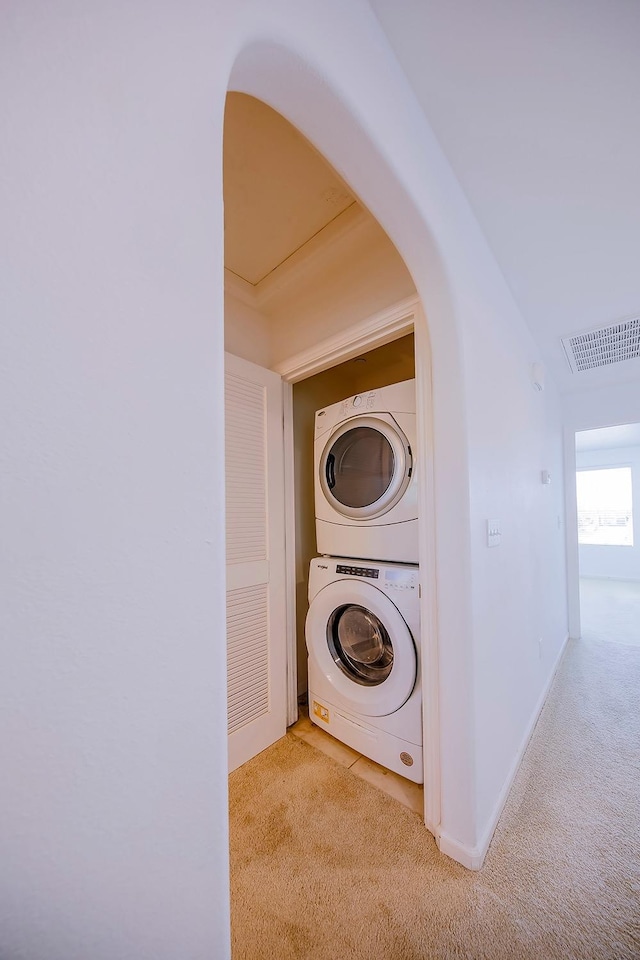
<box><xmin>318</xmin><ymin>414</ymin><xmax>412</xmax><ymax>520</ymax></box>
<box><xmin>306</xmin><ymin>579</ymin><xmax>417</xmax><ymax>717</ymax></box>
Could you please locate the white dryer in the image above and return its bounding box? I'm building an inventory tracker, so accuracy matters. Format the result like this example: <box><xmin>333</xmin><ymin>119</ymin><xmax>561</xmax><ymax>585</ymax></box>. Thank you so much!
<box><xmin>306</xmin><ymin>557</ymin><xmax>422</xmax><ymax>783</ymax></box>
<box><xmin>314</xmin><ymin>379</ymin><xmax>418</xmax><ymax>564</ymax></box>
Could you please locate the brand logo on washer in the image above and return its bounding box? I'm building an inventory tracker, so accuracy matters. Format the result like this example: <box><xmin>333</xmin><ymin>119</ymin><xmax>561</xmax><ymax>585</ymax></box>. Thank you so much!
<box><xmin>317</xmin><ymin>564</ymin><xmax>328</xmax><ymax>569</ymax></box>
<box><xmin>400</xmin><ymin>752</ymin><xmax>414</xmax><ymax>767</ymax></box>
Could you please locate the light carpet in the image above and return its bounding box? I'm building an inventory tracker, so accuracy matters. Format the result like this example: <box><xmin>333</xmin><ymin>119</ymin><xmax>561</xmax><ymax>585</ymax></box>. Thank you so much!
<box><xmin>580</xmin><ymin>577</ymin><xmax>640</xmax><ymax>647</ymax></box>
<box><xmin>229</xmin><ymin>636</ymin><xmax>640</xmax><ymax>959</ymax></box>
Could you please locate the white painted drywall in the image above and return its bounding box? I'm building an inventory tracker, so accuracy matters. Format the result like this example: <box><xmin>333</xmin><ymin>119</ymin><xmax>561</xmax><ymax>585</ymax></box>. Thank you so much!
<box><xmin>564</xmin><ymin>381</ymin><xmax>640</xmax><ymax>433</ymax></box>
<box><xmin>2</xmin><ymin>2</ymin><xmax>570</xmax><ymax>953</ymax></box>
<box><xmin>267</xmin><ymin>215</ymin><xmax>416</xmax><ymax>366</ymax></box>
<box><xmin>576</xmin><ymin>445</ymin><xmax>640</xmax><ymax>582</ymax></box>
<box><xmin>1</xmin><ymin>4</ymin><xmax>231</xmax><ymax>958</ymax></box>
<box><xmin>464</xmin><ymin>303</ymin><xmax>568</xmax><ymax>839</ymax></box>
<box><xmin>224</xmin><ymin>289</ymin><xmax>272</xmax><ymax>367</ymax></box>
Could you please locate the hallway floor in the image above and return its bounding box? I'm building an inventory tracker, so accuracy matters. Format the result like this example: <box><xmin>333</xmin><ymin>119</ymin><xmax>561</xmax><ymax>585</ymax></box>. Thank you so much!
<box><xmin>232</xmin><ymin>620</ymin><xmax>640</xmax><ymax>960</ymax></box>
<box><xmin>288</xmin><ymin>578</ymin><xmax>640</xmax><ymax>821</ymax></box>
<box><xmin>579</xmin><ymin>576</ymin><xmax>640</xmax><ymax>646</ymax></box>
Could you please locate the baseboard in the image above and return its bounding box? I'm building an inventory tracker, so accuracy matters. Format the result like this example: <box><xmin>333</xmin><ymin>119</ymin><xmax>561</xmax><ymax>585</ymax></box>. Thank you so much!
<box><xmin>437</xmin><ymin>634</ymin><xmax>570</xmax><ymax>872</ymax></box>
<box><xmin>436</xmin><ymin>832</ymin><xmax>486</xmax><ymax>871</ymax></box>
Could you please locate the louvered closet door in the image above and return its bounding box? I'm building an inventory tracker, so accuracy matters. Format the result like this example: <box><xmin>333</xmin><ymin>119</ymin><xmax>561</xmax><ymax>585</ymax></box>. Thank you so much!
<box><xmin>225</xmin><ymin>352</ymin><xmax>287</xmax><ymax>772</ymax></box>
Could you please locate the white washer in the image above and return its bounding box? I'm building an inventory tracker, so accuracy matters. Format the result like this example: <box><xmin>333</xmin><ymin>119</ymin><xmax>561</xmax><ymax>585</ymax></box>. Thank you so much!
<box><xmin>306</xmin><ymin>557</ymin><xmax>422</xmax><ymax>783</ymax></box>
<box><xmin>314</xmin><ymin>379</ymin><xmax>418</xmax><ymax>563</ymax></box>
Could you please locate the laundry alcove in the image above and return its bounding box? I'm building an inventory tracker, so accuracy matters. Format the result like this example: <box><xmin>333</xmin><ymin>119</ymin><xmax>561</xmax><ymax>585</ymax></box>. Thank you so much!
<box><xmin>222</xmin><ymin>91</ymin><xmax>438</xmax><ymax>829</ymax></box>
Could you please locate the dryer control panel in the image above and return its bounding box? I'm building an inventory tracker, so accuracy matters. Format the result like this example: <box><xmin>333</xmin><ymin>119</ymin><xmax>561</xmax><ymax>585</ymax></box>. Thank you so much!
<box><xmin>339</xmin><ymin>391</ymin><xmax>378</xmax><ymax>417</ymax></box>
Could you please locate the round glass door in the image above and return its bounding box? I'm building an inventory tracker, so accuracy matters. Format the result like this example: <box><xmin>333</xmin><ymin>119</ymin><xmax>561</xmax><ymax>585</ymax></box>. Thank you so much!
<box><xmin>319</xmin><ymin>415</ymin><xmax>412</xmax><ymax>520</ymax></box>
<box><xmin>327</xmin><ymin>604</ymin><xmax>394</xmax><ymax>686</ymax></box>
<box><xmin>306</xmin><ymin>577</ymin><xmax>417</xmax><ymax>717</ymax></box>
<box><xmin>325</xmin><ymin>427</ymin><xmax>395</xmax><ymax>509</ymax></box>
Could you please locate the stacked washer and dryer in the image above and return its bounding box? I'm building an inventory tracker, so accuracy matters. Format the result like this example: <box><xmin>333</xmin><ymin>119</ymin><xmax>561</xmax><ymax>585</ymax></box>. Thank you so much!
<box><xmin>305</xmin><ymin>379</ymin><xmax>423</xmax><ymax>783</ymax></box>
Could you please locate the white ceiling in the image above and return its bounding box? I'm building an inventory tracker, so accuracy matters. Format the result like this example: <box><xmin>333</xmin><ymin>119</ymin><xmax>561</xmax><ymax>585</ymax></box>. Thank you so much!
<box><xmin>368</xmin><ymin>0</ymin><xmax>640</xmax><ymax>395</ymax></box>
<box><xmin>224</xmin><ymin>93</ymin><xmax>355</xmax><ymax>285</ymax></box>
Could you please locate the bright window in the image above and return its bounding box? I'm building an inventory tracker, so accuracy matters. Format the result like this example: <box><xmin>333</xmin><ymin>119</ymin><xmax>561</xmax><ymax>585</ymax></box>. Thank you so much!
<box><xmin>576</xmin><ymin>467</ymin><xmax>633</xmax><ymax>546</ymax></box>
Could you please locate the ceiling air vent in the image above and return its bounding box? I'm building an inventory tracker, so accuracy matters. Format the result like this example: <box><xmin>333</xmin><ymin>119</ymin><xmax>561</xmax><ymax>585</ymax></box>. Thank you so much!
<box><xmin>561</xmin><ymin>316</ymin><xmax>640</xmax><ymax>373</ymax></box>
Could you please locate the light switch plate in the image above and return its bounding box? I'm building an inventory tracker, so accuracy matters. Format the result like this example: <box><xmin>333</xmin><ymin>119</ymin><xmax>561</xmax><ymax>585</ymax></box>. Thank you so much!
<box><xmin>487</xmin><ymin>519</ymin><xmax>501</xmax><ymax>548</ymax></box>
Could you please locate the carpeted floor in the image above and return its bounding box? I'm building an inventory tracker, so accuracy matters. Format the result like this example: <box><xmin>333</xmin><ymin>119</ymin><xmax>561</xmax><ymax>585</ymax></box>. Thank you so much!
<box><xmin>229</xmin><ymin>586</ymin><xmax>640</xmax><ymax>960</ymax></box>
<box><xmin>580</xmin><ymin>577</ymin><xmax>640</xmax><ymax>647</ymax></box>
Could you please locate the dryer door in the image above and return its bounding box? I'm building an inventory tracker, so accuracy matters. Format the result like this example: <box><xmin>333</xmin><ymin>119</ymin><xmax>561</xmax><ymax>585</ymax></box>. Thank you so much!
<box><xmin>306</xmin><ymin>578</ymin><xmax>417</xmax><ymax>717</ymax></box>
<box><xmin>318</xmin><ymin>414</ymin><xmax>412</xmax><ymax>520</ymax></box>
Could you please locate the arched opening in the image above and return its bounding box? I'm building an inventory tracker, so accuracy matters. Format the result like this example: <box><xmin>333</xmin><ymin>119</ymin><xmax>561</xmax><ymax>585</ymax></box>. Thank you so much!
<box><xmin>221</xmin><ymin>37</ymin><xmax>477</xmax><ymax>880</ymax></box>
<box><xmin>221</xmin><ymin>74</ymin><xmax>443</xmax><ymax>834</ymax></box>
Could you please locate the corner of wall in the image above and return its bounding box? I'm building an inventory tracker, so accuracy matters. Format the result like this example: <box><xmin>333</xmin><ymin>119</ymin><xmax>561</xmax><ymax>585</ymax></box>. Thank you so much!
<box><xmin>472</xmin><ymin>632</ymin><xmax>570</xmax><ymax>869</ymax></box>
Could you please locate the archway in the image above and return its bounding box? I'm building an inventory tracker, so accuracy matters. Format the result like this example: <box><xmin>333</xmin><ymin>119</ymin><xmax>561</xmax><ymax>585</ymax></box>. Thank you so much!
<box><xmin>224</xmin><ymin>38</ymin><xmax>476</xmax><ymax>856</ymax></box>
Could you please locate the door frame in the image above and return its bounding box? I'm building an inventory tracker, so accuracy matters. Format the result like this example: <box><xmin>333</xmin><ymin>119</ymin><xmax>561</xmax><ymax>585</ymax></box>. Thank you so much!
<box><xmin>274</xmin><ymin>293</ymin><xmax>442</xmax><ymax>836</ymax></box>
<box><xmin>564</xmin><ymin>417</ymin><xmax>640</xmax><ymax>642</ymax></box>
<box><xmin>564</xmin><ymin>426</ymin><xmax>581</xmax><ymax>641</ymax></box>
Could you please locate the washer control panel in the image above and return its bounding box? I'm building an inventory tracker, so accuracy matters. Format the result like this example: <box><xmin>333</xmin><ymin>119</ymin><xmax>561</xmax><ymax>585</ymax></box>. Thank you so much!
<box><xmin>333</xmin><ymin>563</ymin><xmax>418</xmax><ymax>592</ymax></box>
<box><xmin>384</xmin><ymin>569</ymin><xmax>418</xmax><ymax>592</ymax></box>
<box><xmin>336</xmin><ymin>564</ymin><xmax>379</xmax><ymax>579</ymax></box>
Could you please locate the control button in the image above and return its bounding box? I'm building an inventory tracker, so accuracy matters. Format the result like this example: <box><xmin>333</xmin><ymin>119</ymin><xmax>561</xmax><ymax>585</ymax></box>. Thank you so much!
<box><xmin>353</xmin><ymin>395</ymin><xmax>362</xmax><ymax>407</ymax></box>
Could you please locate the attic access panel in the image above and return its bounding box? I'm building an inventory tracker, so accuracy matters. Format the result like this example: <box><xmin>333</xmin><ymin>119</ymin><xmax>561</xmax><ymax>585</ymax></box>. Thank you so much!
<box><xmin>561</xmin><ymin>316</ymin><xmax>640</xmax><ymax>373</ymax></box>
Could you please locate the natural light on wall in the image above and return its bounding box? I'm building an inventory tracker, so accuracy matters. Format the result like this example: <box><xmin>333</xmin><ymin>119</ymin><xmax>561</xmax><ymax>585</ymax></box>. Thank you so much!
<box><xmin>576</xmin><ymin>467</ymin><xmax>634</xmax><ymax>547</ymax></box>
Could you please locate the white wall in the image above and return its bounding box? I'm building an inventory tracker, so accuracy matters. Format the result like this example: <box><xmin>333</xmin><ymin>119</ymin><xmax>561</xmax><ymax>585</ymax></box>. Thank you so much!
<box><xmin>224</xmin><ymin>288</ymin><xmax>271</xmax><ymax>367</ymax></box>
<box><xmin>266</xmin><ymin>214</ymin><xmax>416</xmax><ymax>366</ymax></box>
<box><xmin>564</xmin><ymin>381</ymin><xmax>640</xmax><ymax>432</ymax></box>
<box><xmin>576</xmin><ymin>445</ymin><xmax>640</xmax><ymax>581</ymax></box>
<box><xmin>2</xmin><ymin>1</ymin><xmax>568</xmax><ymax>954</ymax></box>
<box><xmin>1</xmin><ymin>4</ymin><xmax>231</xmax><ymax>958</ymax></box>
<box><xmin>463</xmin><ymin>296</ymin><xmax>568</xmax><ymax>841</ymax></box>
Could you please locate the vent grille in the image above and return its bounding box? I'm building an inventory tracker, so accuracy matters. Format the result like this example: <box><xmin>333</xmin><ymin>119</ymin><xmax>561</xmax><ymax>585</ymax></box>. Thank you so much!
<box><xmin>561</xmin><ymin>317</ymin><xmax>640</xmax><ymax>373</ymax></box>
<box><xmin>225</xmin><ymin>373</ymin><xmax>267</xmax><ymax>563</ymax></box>
<box><xmin>227</xmin><ymin>584</ymin><xmax>269</xmax><ymax>735</ymax></box>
